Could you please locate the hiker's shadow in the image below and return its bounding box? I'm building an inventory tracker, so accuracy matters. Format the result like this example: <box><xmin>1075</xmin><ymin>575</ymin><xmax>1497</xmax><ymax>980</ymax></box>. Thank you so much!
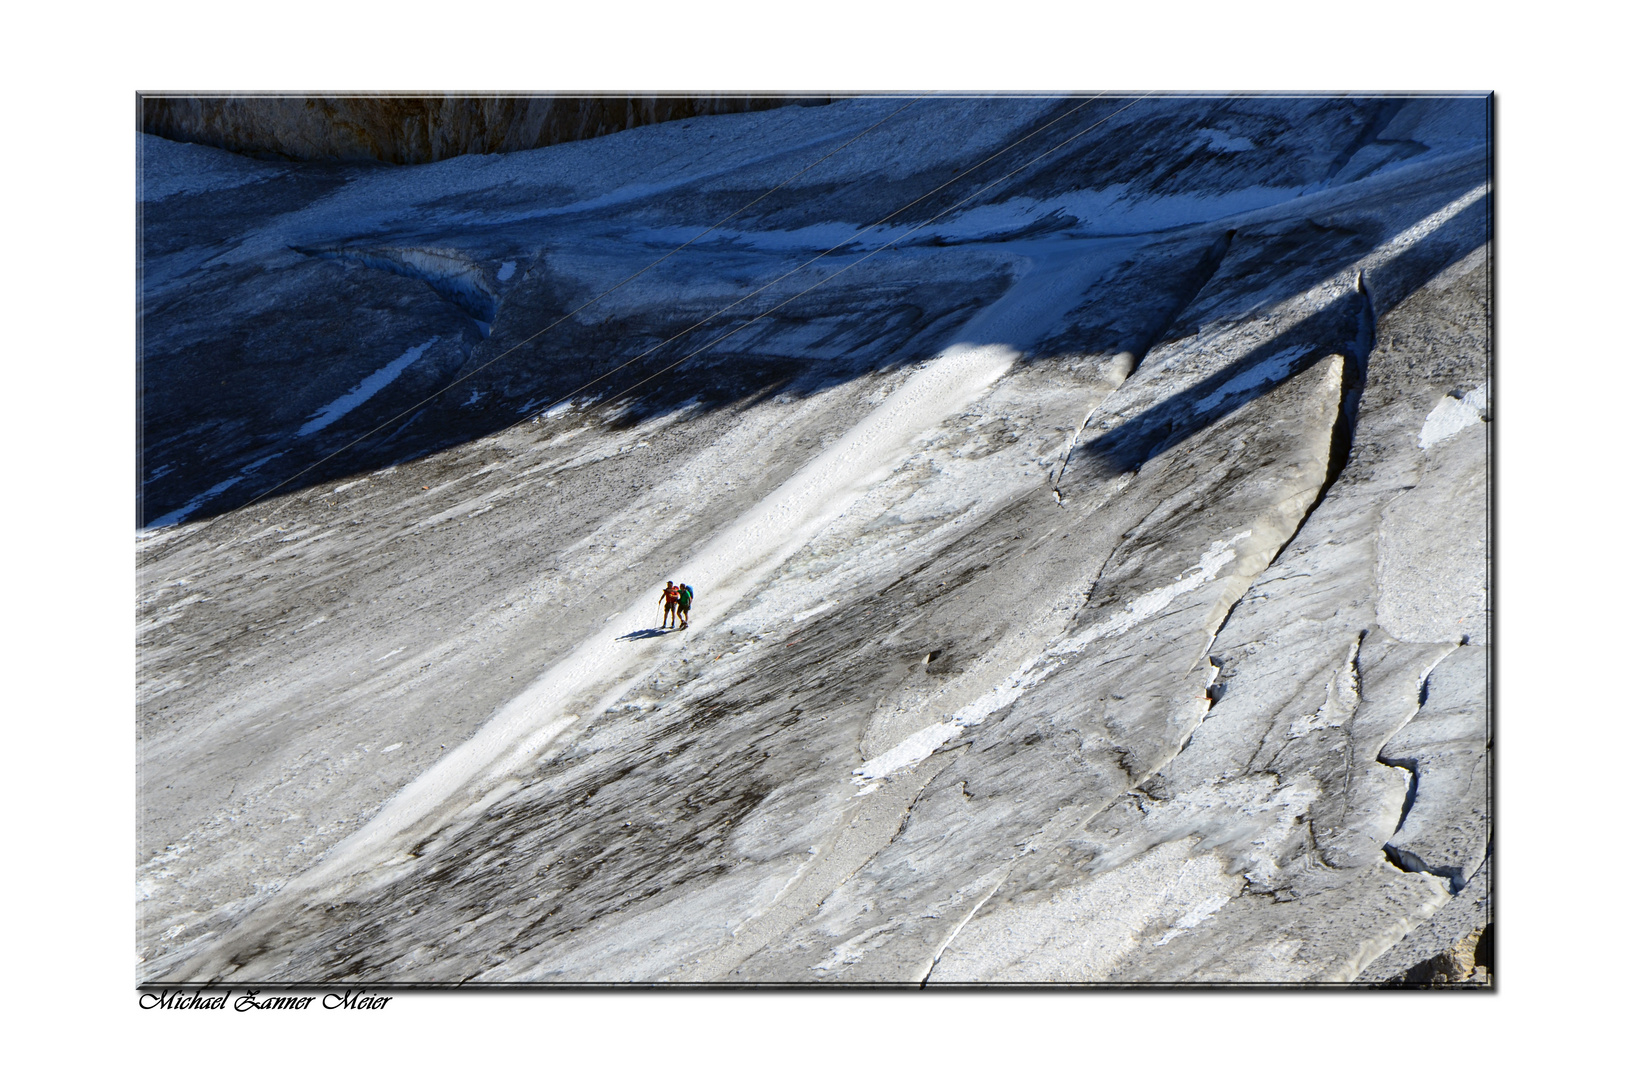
<box><xmin>618</xmin><ymin>628</ymin><xmax>672</xmax><ymax>641</ymax></box>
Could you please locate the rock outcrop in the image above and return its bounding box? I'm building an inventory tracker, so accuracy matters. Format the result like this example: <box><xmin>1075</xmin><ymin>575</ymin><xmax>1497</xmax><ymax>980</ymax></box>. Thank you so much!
<box><xmin>140</xmin><ymin>95</ymin><xmax>834</xmax><ymax>164</ymax></box>
<box><xmin>1383</xmin><ymin>924</ymin><xmax>1492</xmax><ymax>986</ymax></box>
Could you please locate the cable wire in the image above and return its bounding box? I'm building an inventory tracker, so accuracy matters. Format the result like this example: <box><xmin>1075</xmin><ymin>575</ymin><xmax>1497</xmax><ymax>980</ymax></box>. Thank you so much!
<box><xmin>231</xmin><ymin>95</ymin><xmax>1138</xmax><ymax>515</ymax></box>
<box><xmin>229</xmin><ymin>97</ymin><xmax>922</xmax><ymax>513</ymax></box>
<box><xmin>585</xmin><ymin>94</ymin><xmax>1149</xmax><ymax>411</ymax></box>
<box><xmin>505</xmin><ymin>93</ymin><xmax>1113</xmax><ymax>420</ymax></box>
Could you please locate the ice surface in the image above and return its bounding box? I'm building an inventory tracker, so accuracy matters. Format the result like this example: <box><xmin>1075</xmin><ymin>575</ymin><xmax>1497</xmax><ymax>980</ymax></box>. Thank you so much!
<box><xmin>137</xmin><ymin>96</ymin><xmax>1489</xmax><ymax>984</ymax></box>
<box><xmin>138</xmin><ymin>132</ymin><xmax>284</xmax><ymax>202</ymax></box>
<box><xmin>282</xmin><ymin>342</ymin><xmax>1020</xmax><ymax>892</ymax></box>
<box><xmin>857</xmin><ymin>531</ymin><xmax>1248</xmax><ymax>781</ymax></box>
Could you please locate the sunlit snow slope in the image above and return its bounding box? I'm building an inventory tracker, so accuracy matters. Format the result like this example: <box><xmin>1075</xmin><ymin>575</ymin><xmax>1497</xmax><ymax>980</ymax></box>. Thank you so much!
<box><xmin>138</xmin><ymin>95</ymin><xmax>1489</xmax><ymax>984</ymax></box>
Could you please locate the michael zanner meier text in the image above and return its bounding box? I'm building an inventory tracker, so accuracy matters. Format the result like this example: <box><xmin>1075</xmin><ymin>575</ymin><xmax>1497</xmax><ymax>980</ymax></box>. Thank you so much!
<box><xmin>139</xmin><ymin>989</ymin><xmax>392</xmax><ymax>1010</ymax></box>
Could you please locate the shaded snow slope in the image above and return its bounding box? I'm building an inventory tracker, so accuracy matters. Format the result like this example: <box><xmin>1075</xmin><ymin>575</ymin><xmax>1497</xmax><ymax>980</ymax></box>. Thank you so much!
<box><xmin>138</xmin><ymin>95</ymin><xmax>1489</xmax><ymax>984</ymax></box>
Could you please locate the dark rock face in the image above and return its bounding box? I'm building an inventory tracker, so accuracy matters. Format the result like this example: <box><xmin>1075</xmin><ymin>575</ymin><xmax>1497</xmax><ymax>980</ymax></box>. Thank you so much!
<box><xmin>1383</xmin><ymin>924</ymin><xmax>1492</xmax><ymax>987</ymax></box>
<box><xmin>136</xmin><ymin>95</ymin><xmax>1490</xmax><ymax>985</ymax></box>
<box><xmin>140</xmin><ymin>95</ymin><xmax>835</xmax><ymax>164</ymax></box>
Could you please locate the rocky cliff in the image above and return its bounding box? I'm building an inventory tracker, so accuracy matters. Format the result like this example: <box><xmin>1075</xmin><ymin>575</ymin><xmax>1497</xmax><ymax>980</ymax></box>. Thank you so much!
<box><xmin>137</xmin><ymin>94</ymin><xmax>1490</xmax><ymax>985</ymax></box>
<box><xmin>140</xmin><ymin>95</ymin><xmax>834</xmax><ymax>164</ymax></box>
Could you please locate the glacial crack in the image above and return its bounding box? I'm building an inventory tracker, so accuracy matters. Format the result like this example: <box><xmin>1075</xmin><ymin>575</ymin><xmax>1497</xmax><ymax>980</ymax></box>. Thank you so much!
<box><xmin>1052</xmin><ymin>229</ymin><xmax>1236</xmax><ymax>496</ymax></box>
<box><xmin>1375</xmin><ymin>643</ymin><xmax>1482</xmax><ymax>895</ymax></box>
<box><xmin>1382</xmin><ymin>843</ymin><xmax>1466</xmax><ymax>894</ymax></box>
<box><xmin>294</xmin><ymin>244</ymin><xmax>501</xmax><ymax>327</ymax></box>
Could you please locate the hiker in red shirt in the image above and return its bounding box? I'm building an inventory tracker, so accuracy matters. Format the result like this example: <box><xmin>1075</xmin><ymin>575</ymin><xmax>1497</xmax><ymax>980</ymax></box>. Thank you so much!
<box><xmin>660</xmin><ymin>581</ymin><xmax>682</xmax><ymax>629</ymax></box>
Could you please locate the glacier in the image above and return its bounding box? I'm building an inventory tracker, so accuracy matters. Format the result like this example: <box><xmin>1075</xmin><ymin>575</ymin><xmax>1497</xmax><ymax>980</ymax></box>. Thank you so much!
<box><xmin>136</xmin><ymin>94</ymin><xmax>1490</xmax><ymax>985</ymax></box>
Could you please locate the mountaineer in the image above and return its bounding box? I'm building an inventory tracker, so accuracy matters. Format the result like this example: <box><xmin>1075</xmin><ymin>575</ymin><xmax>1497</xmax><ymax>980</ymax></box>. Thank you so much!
<box><xmin>660</xmin><ymin>581</ymin><xmax>682</xmax><ymax>629</ymax></box>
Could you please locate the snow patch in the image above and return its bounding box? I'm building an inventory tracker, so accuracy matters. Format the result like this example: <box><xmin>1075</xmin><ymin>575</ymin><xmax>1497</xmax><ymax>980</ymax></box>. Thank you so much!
<box><xmin>497</xmin><ymin>261</ymin><xmax>517</xmax><ymax>282</ymax></box>
<box><xmin>855</xmin><ymin>722</ymin><xmax>964</xmax><ymax>780</ymax></box>
<box><xmin>535</xmin><ymin>396</ymin><xmax>599</xmax><ymax>420</ymax></box>
<box><xmin>1192</xmin><ymin>347</ymin><xmax>1306</xmax><ymax>415</ymax></box>
<box><xmin>298</xmin><ymin>337</ymin><xmax>440</xmax><ymax>437</ymax></box>
<box><xmin>143</xmin><ymin>453</ymin><xmax>284</xmax><ymax>530</ymax></box>
<box><xmin>630</xmin><ymin>182</ymin><xmax>1301</xmax><ymax>253</ymax></box>
<box><xmin>1153</xmin><ymin>892</ymin><xmax>1231</xmax><ymax>946</ymax></box>
<box><xmin>791</xmin><ymin>600</ymin><xmax>836</xmax><ymax>624</ymax></box>
<box><xmin>1197</xmin><ymin>129</ymin><xmax>1257</xmax><ymax>153</ymax></box>
<box><xmin>1051</xmin><ymin>532</ymin><xmax>1250</xmax><ymax>659</ymax></box>
<box><xmin>1373</xmin><ymin>183</ymin><xmax>1489</xmax><ymax>262</ymax></box>
<box><xmin>1418</xmin><ymin>382</ymin><xmax>1488</xmax><ymax>448</ymax></box>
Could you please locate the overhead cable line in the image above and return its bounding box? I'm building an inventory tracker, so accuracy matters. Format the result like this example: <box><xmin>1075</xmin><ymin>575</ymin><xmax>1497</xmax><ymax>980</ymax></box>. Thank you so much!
<box><xmin>232</xmin><ymin>96</ymin><xmax>923</xmax><ymax>513</ymax></box>
<box><xmin>238</xmin><ymin>94</ymin><xmax>1141</xmax><ymax>516</ymax></box>
<box><xmin>588</xmin><ymin>94</ymin><xmax>1150</xmax><ymax>411</ymax></box>
<box><xmin>508</xmin><ymin>93</ymin><xmax>1114</xmax><ymax>421</ymax></box>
